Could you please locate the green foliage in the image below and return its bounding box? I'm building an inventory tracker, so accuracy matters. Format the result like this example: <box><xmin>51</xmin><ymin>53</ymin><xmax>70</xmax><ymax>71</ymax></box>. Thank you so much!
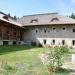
<box><xmin>14</xmin><ymin>16</ymin><xmax>17</xmax><ymax>20</ymax></box>
<box><xmin>69</xmin><ymin>13</ymin><xmax>75</xmax><ymax>19</ymax></box>
<box><xmin>47</xmin><ymin>46</ymin><xmax>69</xmax><ymax>72</ymax></box>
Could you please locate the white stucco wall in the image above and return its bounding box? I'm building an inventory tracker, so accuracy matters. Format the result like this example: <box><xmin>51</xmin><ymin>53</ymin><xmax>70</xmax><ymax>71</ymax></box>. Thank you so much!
<box><xmin>23</xmin><ymin>25</ymin><xmax>75</xmax><ymax>47</ymax></box>
<box><xmin>36</xmin><ymin>38</ymin><xmax>73</xmax><ymax>46</ymax></box>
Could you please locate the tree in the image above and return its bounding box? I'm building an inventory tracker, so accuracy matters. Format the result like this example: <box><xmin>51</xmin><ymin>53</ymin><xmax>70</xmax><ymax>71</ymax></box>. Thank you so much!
<box><xmin>14</xmin><ymin>16</ymin><xmax>17</xmax><ymax>20</ymax></box>
<box><xmin>8</xmin><ymin>13</ymin><xmax>10</xmax><ymax>17</ymax></box>
<box><xmin>69</xmin><ymin>13</ymin><xmax>75</xmax><ymax>19</ymax></box>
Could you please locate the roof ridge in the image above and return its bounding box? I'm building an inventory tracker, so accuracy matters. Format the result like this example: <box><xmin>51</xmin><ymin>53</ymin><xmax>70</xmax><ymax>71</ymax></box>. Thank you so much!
<box><xmin>23</xmin><ymin>12</ymin><xmax>58</xmax><ymax>17</ymax></box>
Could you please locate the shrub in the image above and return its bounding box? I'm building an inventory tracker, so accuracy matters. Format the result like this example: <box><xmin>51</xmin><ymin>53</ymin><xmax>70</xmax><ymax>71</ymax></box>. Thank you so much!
<box><xmin>47</xmin><ymin>46</ymin><xmax>69</xmax><ymax>73</ymax></box>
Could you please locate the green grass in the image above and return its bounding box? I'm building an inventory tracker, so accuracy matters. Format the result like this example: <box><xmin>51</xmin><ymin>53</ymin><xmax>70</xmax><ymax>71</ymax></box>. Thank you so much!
<box><xmin>0</xmin><ymin>45</ymin><xmax>70</xmax><ymax>75</ymax></box>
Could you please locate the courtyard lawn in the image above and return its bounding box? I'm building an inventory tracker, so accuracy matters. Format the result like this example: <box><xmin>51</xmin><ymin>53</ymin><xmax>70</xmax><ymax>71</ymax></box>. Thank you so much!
<box><xmin>0</xmin><ymin>45</ymin><xmax>70</xmax><ymax>75</ymax></box>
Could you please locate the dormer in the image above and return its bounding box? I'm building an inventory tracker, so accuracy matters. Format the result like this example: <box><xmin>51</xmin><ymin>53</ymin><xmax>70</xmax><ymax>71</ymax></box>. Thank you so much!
<box><xmin>3</xmin><ymin>15</ymin><xmax>9</xmax><ymax>20</ymax></box>
<box><xmin>51</xmin><ymin>17</ymin><xmax>59</xmax><ymax>22</ymax></box>
<box><xmin>30</xmin><ymin>19</ymin><xmax>38</xmax><ymax>23</ymax></box>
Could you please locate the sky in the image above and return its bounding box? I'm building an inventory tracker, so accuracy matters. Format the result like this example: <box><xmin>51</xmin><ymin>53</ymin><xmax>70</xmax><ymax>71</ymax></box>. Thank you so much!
<box><xmin>0</xmin><ymin>0</ymin><xmax>75</xmax><ymax>17</ymax></box>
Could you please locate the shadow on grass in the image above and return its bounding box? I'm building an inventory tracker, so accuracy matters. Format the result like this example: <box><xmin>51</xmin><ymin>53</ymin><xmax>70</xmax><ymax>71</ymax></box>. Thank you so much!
<box><xmin>0</xmin><ymin>45</ymin><xmax>37</xmax><ymax>55</ymax></box>
<box><xmin>51</xmin><ymin>68</ymin><xmax>70</xmax><ymax>75</ymax></box>
<box><xmin>54</xmin><ymin>68</ymin><xmax>75</xmax><ymax>75</ymax></box>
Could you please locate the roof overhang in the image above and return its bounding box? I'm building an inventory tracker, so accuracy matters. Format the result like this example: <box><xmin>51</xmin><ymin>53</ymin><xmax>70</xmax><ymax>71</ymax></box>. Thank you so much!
<box><xmin>0</xmin><ymin>19</ymin><xmax>24</xmax><ymax>29</ymax></box>
<box><xmin>23</xmin><ymin>23</ymin><xmax>75</xmax><ymax>27</ymax></box>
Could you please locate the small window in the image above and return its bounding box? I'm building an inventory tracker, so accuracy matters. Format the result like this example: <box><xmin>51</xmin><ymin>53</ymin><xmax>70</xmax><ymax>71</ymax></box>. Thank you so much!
<box><xmin>52</xmin><ymin>40</ymin><xmax>55</xmax><ymax>45</ymax></box>
<box><xmin>73</xmin><ymin>29</ymin><xmax>75</xmax><ymax>32</ymax></box>
<box><xmin>62</xmin><ymin>40</ymin><xmax>65</xmax><ymax>45</ymax></box>
<box><xmin>53</xmin><ymin>28</ymin><xmax>56</xmax><ymax>30</ymax></box>
<box><xmin>36</xmin><ymin>30</ymin><xmax>38</xmax><ymax>33</ymax></box>
<box><xmin>72</xmin><ymin>40</ymin><xmax>75</xmax><ymax>46</ymax></box>
<box><xmin>53</xmin><ymin>28</ymin><xmax>56</xmax><ymax>32</ymax></box>
<box><xmin>63</xmin><ymin>28</ymin><xmax>65</xmax><ymax>30</ymax></box>
<box><xmin>44</xmin><ymin>40</ymin><xmax>46</xmax><ymax>44</ymax></box>
<box><xmin>44</xmin><ymin>30</ymin><xmax>46</xmax><ymax>33</ymax></box>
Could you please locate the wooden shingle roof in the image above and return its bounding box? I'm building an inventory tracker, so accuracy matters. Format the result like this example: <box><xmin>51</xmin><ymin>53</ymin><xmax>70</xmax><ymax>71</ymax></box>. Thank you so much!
<box><xmin>0</xmin><ymin>12</ymin><xmax>22</xmax><ymax>27</ymax></box>
<box><xmin>18</xmin><ymin>13</ymin><xmax>75</xmax><ymax>26</ymax></box>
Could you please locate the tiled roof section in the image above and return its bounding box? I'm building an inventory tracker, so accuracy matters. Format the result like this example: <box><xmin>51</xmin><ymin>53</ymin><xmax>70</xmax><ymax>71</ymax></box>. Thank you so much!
<box><xmin>18</xmin><ymin>13</ymin><xmax>75</xmax><ymax>26</ymax></box>
<box><xmin>0</xmin><ymin>12</ymin><xmax>22</xmax><ymax>27</ymax></box>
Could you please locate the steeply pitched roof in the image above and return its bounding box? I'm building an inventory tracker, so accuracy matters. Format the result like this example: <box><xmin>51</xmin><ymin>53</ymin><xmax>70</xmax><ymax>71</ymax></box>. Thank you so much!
<box><xmin>0</xmin><ymin>12</ymin><xmax>22</xmax><ymax>27</ymax></box>
<box><xmin>18</xmin><ymin>13</ymin><xmax>75</xmax><ymax>26</ymax></box>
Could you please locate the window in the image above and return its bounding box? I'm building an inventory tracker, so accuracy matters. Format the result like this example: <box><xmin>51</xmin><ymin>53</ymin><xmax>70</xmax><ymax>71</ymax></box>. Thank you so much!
<box><xmin>62</xmin><ymin>40</ymin><xmax>65</xmax><ymax>45</ymax></box>
<box><xmin>73</xmin><ymin>29</ymin><xmax>75</xmax><ymax>32</ymax></box>
<box><xmin>62</xmin><ymin>27</ymin><xmax>66</xmax><ymax>33</ymax></box>
<box><xmin>35</xmin><ymin>29</ymin><xmax>38</xmax><ymax>33</ymax></box>
<box><xmin>72</xmin><ymin>40</ymin><xmax>75</xmax><ymax>46</ymax></box>
<box><xmin>36</xmin><ymin>30</ymin><xmax>38</xmax><ymax>33</ymax></box>
<box><xmin>62</xmin><ymin>28</ymin><xmax>65</xmax><ymax>30</ymax></box>
<box><xmin>53</xmin><ymin>28</ymin><xmax>56</xmax><ymax>32</ymax></box>
<box><xmin>52</xmin><ymin>40</ymin><xmax>55</xmax><ymax>45</ymax></box>
<box><xmin>44</xmin><ymin>29</ymin><xmax>46</xmax><ymax>33</ymax></box>
<box><xmin>3</xmin><ymin>41</ymin><xmax>8</xmax><ymax>45</ymax></box>
<box><xmin>53</xmin><ymin>28</ymin><xmax>56</xmax><ymax>30</ymax></box>
<box><xmin>44</xmin><ymin>40</ymin><xmax>46</xmax><ymax>44</ymax></box>
<box><xmin>62</xmin><ymin>27</ymin><xmax>66</xmax><ymax>32</ymax></box>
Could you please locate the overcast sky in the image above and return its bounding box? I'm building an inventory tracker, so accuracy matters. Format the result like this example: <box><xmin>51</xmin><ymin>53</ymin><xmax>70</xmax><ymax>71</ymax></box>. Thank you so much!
<box><xmin>0</xmin><ymin>0</ymin><xmax>75</xmax><ymax>17</ymax></box>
